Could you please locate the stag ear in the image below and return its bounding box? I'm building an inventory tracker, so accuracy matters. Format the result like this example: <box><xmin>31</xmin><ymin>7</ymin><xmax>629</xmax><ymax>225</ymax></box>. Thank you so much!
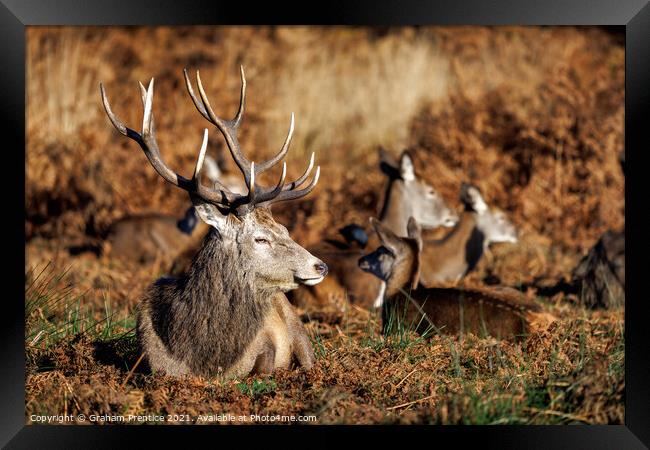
<box><xmin>399</xmin><ymin>152</ymin><xmax>416</xmax><ymax>182</ymax></box>
<box><xmin>190</xmin><ymin>195</ymin><xmax>230</xmax><ymax>231</ymax></box>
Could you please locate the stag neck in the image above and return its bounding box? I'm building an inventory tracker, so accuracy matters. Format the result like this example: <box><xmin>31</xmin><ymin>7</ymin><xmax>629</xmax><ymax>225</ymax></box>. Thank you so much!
<box><xmin>164</xmin><ymin>228</ymin><xmax>267</xmax><ymax>373</ymax></box>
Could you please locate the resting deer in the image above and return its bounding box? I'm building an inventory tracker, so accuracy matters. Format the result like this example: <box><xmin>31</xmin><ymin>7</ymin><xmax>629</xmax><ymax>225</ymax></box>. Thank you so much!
<box><xmin>416</xmin><ymin>183</ymin><xmax>517</xmax><ymax>289</ymax></box>
<box><xmin>100</xmin><ymin>66</ymin><xmax>327</xmax><ymax>378</ymax></box>
<box><xmin>291</xmin><ymin>150</ymin><xmax>458</xmax><ymax>310</ymax></box>
<box><xmin>358</xmin><ymin>218</ymin><xmax>555</xmax><ymax>340</ymax></box>
<box><xmin>105</xmin><ymin>155</ymin><xmax>244</xmax><ymax>265</ymax></box>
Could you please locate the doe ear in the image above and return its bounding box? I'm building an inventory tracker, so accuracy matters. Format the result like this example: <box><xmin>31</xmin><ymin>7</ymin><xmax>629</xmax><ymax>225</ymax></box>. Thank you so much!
<box><xmin>370</xmin><ymin>217</ymin><xmax>402</xmax><ymax>255</ymax></box>
<box><xmin>460</xmin><ymin>182</ymin><xmax>488</xmax><ymax>214</ymax></box>
<box><xmin>399</xmin><ymin>151</ymin><xmax>416</xmax><ymax>182</ymax></box>
<box><xmin>379</xmin><ymin>148</ymin><xmax>401</xmax><ymax>179</ymax></box>
<box><xmin>190</xmin><ymin>195</ymin><xmax>230</xmax><ymax>231</ymax></box>
<box><xmin>406</xmin><ymin>217</ymin><xmax>423</xmax><ymax>251</ymax></box>
<box><xmin>177</xmin><ymin>206</ymin><xmax>200</xmax><ymax>235</ymax></box>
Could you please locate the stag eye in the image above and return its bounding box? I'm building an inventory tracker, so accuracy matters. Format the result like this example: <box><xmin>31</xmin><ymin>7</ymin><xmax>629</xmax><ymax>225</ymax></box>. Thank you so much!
<box><xmin>254</xmin><ymin>237</ymin><xmax>271</xmax><ymax>246</ymax></box>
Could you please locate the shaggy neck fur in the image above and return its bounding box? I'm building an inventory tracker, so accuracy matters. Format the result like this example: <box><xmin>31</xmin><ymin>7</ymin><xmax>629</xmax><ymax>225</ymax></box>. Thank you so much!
<box><xmin>159</xmin><ymin>228</ymin><xmax>271</xmax><ymax>376</ymax></box>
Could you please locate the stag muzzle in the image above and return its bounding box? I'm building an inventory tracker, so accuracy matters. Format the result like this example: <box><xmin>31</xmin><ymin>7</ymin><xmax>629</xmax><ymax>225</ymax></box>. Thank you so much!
<box><xmin>295</xmin><ymin>259</ymin><xmax>328</xmax><ymax>286</ymax></box>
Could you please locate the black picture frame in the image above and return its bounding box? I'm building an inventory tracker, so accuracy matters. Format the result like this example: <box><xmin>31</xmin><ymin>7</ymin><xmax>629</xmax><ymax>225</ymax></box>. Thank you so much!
<box><xmin>4</xmin><ymin>0</ymin><xmax>648</xmax><ymax>447</ymax></box>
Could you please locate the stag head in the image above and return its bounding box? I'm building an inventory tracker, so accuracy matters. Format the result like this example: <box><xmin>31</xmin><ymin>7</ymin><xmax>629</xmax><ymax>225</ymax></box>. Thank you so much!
<box><xmin>100</xmin><ymin>67</ymin><xmax>328</xmax><ymax>291</ymax></box>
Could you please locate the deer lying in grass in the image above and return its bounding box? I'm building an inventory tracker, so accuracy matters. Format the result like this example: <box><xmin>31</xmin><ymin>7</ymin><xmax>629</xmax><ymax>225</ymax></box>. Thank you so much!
<box><xmin>105</xmin><ymin>155</ymin><xmax>245</xmax><ymax>265</ymax></box>
<box><xmin>291</xmin><ymin>150</ymin><xmax>459</xmax><ymax>310</ymax></box>
<box><xmin>416</xmin><ymin>183</ymin><xmax>518</xmax><ymax>288</ymax></box>
<box><xmin>358</xmin><ymin>218</ymin><xmax>555</xmax><ymax>340</ymax></box>
<box><xmin>100</xmin><ymin>66</ymin><xmax>327</xmax><ymax>378</ymax></box>
<box><xmin>359</xmin><ymin>183</ymin><xmax>516</xmax><ymax>308</ymax></box>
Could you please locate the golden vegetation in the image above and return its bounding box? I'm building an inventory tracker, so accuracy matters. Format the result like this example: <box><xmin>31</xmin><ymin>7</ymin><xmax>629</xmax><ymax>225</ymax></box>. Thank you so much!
<box><xmin>25</xmin><ymin>26</ymin><xmax>624</xmax><ymax>424</ymax></box>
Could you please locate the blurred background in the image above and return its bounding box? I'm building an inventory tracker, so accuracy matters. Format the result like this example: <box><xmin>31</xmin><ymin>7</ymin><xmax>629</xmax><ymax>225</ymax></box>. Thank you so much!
<box><xmin>26</xmin><ymin>25</ymin><xmax>624</xmax><ymax>303</ymax></box>
<box><xmin>24</xmin><ymin>25</ymin><xmax>626</xmax><ymax>425</ymax></box>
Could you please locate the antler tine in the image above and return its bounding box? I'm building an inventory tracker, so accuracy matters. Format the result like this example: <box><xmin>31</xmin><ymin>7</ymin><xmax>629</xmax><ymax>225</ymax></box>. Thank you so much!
<box><xmin>247</xmin><ymin>161</ymin><xmax>256</xmax><ymax>203</ymax></box>
<box><xmin>142</xmin><ymin>78</ymin><xmax>155</xmax><ymax>136</ymax></box>
<box><xmin>179</xmin><ymin>66</ymin><xmax>323</xmax><ymax>213</ymax></box>
<box><xmin>189</xmin><ymin>69</ymin><xmax>252</xmax><ymax>186</ymax></box>
<box><xmin>254</xmin><ymin>162</ymin><xmax>288</xmax><ymax>204</ymax></box>
<box><xmin>138</xmin><ymin>81</ymin><xmax>147</xmax><ymax>105</ymax></box>
<box><xmin>283</xmin><ymin>152</ymin><xmax>315</xmax><ymax>191</ymax></box>
<box><xmin>256</xmin><ymin>112</ymin><xmax>294</xmax><ymax>173</ymax></box>
<box><xmin>260</xmin><ymin>166</ymin><xmax>320</xmax><ymax>207</ymax></box>
<box><xmin>100</xmin><ymin>80</ymin><xmax>239</xmax><ymax>207</ymax></box>
<box><xmin>233</xmin><ymin>65</ymin><xmax>246</xmax><ymax>128</ymax></box>
<box><xmin>183</xmin><ymin>68</ymin><xmax>210</xmax><ymax>121</ymax></box>
<box><xmin>184</xmin><ymin>66</ymin><xmax>247</xmax><ymax>126</ymax></box>
<box><xmin>191</xmin><ymin>128</ymin><xmax>234</xmax><ymax>197</ymax></box>
<box><xmin>193</xmin><ymin>128</ymin><xmax>209</xmax><ymax>182</ymax></box>
<box><xmin>100</xmin><ymin>82</ymin><xmax>128</xmax><ymax>137</ymax></box>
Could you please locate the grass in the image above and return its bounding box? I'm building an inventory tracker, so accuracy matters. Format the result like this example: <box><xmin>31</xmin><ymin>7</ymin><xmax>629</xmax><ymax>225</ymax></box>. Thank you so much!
<box><xmin>26</xmin><ymin>262</ymin><xmax>135</xmax><ymax>351</ymax></box>
<box><xmin>24</xmin><ymin>26</ymin><xmax>625</xmax><ymax>425</ymax></box>
<box><xmin>360</xmin><ymin>288</ymin><xmax>439</xmax><ymax>352</ymax></box>
<box><xmin>236</xmin><ymin>379</ymin><xmax>278</xmax><ymax>398</ymax></box>
<box><xmin>310</xmin><ymin>330</ymin><xmax>328</xmax><ymax>359</ymax></box>
<box><xmin>24</xmin><ymin>259</ymin><xmax>625</xmax><ymax>424</ymax></box>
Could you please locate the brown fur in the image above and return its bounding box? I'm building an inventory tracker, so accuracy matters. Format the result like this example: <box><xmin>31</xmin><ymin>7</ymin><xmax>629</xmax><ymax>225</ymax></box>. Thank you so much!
<box><xmin>137</xmin><ymin>208</ymin><xmax>319</xmax><ymax>379</ymax></box>
<box><xmin>291</xmin><ymin>152</ymin><xmax>456</xmax><ymax>310</ymax></box>
<box><xmin>418</xmin><ymin>211</ymin><xmax>485</xmax><ymax>286</ymax></box>
<box><xmin>291</xmin><ymin>236</ymin><xmax>384</xmax><ymax>310</ymax></box>
<box><xmin>360</xmin><ymin>218</ymin><xmax>556</xmax><ymax>340</ymax></box>
<box><xmin>108</xmin><ymin>156</ymin><xmax>244</xmax><ymax>270</ymax></box>
<box><xmin>106</xmin><ymin>214</ymin><xmax>208</xmax><ymax>265</ymax></box>
<box><xmin>384</xmin><ymin>286</ymin><xmax>555</xmax><ymax>341</ymax></box>
<box><xmin>571</xmin><ymin>228</ymin><xmax>625</xmax><ymax>308</ymax></box>
<box><xmin>104</xmin><ymin>69</ymin><xmax>323</xmax><ymax>380</ymax></box>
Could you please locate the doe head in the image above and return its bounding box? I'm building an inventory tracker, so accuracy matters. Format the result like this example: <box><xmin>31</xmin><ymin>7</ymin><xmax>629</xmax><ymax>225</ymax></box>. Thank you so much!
<box><xmin>380</xmin><ymin>149</ymin><xmax>458</xmax><ymax>229</ymax></box>
<box><xmin>358</xmin><ymin>217</ymin><xmax>423</xmax><ymax>294</ymax></box>
<box><xmin>477</xmin><ymin>209</ymin><xmax>518</xmax><ymax>245</ymax></box>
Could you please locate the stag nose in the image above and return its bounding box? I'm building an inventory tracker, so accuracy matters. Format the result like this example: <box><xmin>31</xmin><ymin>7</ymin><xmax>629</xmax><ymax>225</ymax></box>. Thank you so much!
<box><xmin>314</xmin><ymin>261</ymin><xmax>328</xmax><ymax>277</ymax></box>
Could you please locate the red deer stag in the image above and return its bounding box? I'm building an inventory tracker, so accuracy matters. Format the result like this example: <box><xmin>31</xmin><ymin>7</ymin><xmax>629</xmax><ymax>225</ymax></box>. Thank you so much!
<box><xmin>100</xmin><ymin>66</ymin><xmax>327</xmax><ymax>378</ymax></box>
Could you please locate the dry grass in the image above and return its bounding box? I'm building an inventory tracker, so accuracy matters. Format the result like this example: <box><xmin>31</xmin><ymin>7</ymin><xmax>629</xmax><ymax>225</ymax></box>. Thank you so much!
<box><xmin>25</xmin><ymin>264</ymin><xmax>624</xmax><ymax>424</ymax></box>
<box><xmin>25</xmin><ymin>26</ymin><xmax>624</xmax><ymax>425</ymax></box>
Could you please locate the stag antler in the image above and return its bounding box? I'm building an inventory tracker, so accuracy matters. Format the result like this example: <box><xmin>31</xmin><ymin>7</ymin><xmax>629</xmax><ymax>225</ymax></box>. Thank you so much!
<box><xmin>100</xmin><ymin>79</ymin><xmax>242</xmax><ymax>208</ymax></box>
<box><xmin>100</xmin><ymin>66</ymin><xmax>320</xmax><ymax>215</ymax></box>
<box><xmin>184</xmin><ymin>66</ymin><xmax>320</xmax><ymax>208</ymax></box>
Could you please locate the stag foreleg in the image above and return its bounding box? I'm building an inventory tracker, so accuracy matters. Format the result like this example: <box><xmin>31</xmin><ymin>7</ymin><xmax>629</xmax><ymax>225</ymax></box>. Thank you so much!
<box><xmin>274</xmin><ymin>293</ymin><xmax>315</xmax><ymax>370</ymax></box>
<box><xmin>251</xmin><ymin>339</ymin><xmax>276</xmax><ymax>375</ymax></box>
